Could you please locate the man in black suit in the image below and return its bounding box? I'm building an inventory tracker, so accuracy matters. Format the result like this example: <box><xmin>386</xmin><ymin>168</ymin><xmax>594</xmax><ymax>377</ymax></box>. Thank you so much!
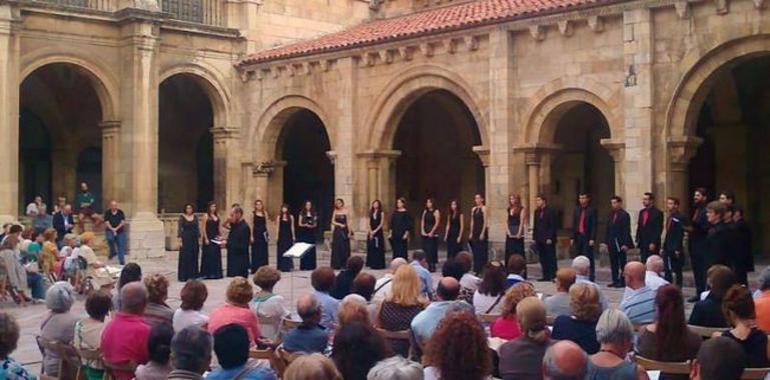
<box><xmin>52</xmin><ymin>203</ymin><xmax>74</xmax><ymax>247</ymax></box>
<box><xmin>732</xmin><ymin>207</ymin><xmax>752</xmax><ymax>286</ymax></box>
<box><xmin>571</xmin><ymin>193</ymin><xmax>598</xmax><ymax>281</ymax></box>
<box><xmin>636</xmin><ymin>192</ymin><xmax>663</xmax><ymax>263</ymax></box>
<box><xmin>663</xmin><ymin>197</ymin><xmax>687</xmax><ymax>287</ymax></box>
<box><xmin>606</xmin><ymin>195</ymin><xmax>633</xmax><ymax>288</ymax></box>
<box><xmin>687</xmin><ymin>187</ymin><xmax>710</xmax><ymax>301</ymax></box>
<box><xmin>533</xmin><ymin>194</ymin><xmax>557</xmax><ymax>281</ymax></box>
<box><xmin>704</xmin><ymin>201</ymin><xmax>730</xmax><ymax>271</ymax></box>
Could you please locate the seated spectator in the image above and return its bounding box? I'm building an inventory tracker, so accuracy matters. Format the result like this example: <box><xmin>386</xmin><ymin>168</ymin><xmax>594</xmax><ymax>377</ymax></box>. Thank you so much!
<box><xmin>331</xmin><ymin>321</ymin><xmax>391</xmax><ymax>380</ymax></box>
<box><xmin>410</xmin><ymin>250</ymin><xmax>433</xmax><ymax>299</ymax></box>
<box><xmin>586</xmin><ymin>309</ymin><xmax>647</xmax><ymax>380</ymax></box>
<box><xmin>375</xmin><ymin>264</ymin><xmax>426</xmax><ymax>357</ymax></box>
<box><xmin>490</xmin><ymin>282</ymin><xmax>536</xmax><ymax>340</ymax></box>
<box><xmin>207</xmin><ymin>323</ymin><xmax>277</xmax><ymax>380</ymax></box>
<box><xmin>411</xmin><ymin>277</ymin><xmax>473</xmax><ymax>351</ymax></box>
<box><xmin>74</xmin><ymin>290</ymin><xmax>112</xmax><ymax>380</ymax></box>
<box><xmin>441</xmin><ymin>257</ymin><xmax>471</xmax><ymax>302</ymax></box>
<box><xmin>330</xmin><ymin>256</ymin><xmax>364</xmax><ymax>300</ymax></box>
<box><xmin>40</xmin><ymin>281</ymin><xmax>79</xmax><ymax>377</ymax></box>
<box><xmin>311</xmin><ymin>267</ymin><xmax>340</xmax><ymax>329</ymax></box>
<box><xmin>338</xmin><ymin>294</ymin><xmax>371</xmax><ymax>326</ymax></box>
<box><xmin>499</xmin><ymin>297</ymin><xmax>553</xmax><ymax>380</ymax></box>
<box><xmin>0</xmin><ymin>236</ymin><xmax>31</xmax><ymax>304</ymax></box>
<box><xmin>372</xmin><ymin>258</ymin><xmax>407</xmax><ymax>303</ymax></box>
<box><xmin>283</xmin><ymin>294</ymin><xmax>329</xmax><ymax>354</ymax></box>
<box><xmin>167</xmin><ymin>326</ymin><xmax>213</xmax><ymax>380</ymax></box>
<box><xmin>542</xmin><ymin>340</ymin><xmax>588</xmax><ymax>380</ymax></box>
<box><xmin>283</xmin><ymin>353</ymin><xmax>341</xmax><ymax>380</ymax></box>
<box><xmin>689</xmin><ymin>336</ymin><xmax>746</xmax><ymax>380</ymax></box>
<box><xmin>33</xmin><ymin>204</ymin><xmax>53</xmax><ymax>234</ymax></box>
<box><xmin>473</xmin><ymin>261</ymin><xmax>507</xmax><ymax>315</ymax></box>
<box><xmin>571</xmin><ymin>256</ymin><xmax>608</xmax><ymax>311</ymax></box>
<box><xmin>721</xmin><ymin>284</ymin><xmax>770</xmax><ymax>368</ymax></box>
<box><xmin>26</xmin><ymin>195</ymin><xmax>44</xmax><ymax>217</ymax></box>
<box><xmin>39</xmin><ymin>228</ymin><xmax>58</xmax><ymax>280</ymax></box>
<box><xmin>143</xmin><ymin>274</ymin><xmax>174</xmax><ymax>326</ymax></box>
<box><xmin>250</xmin><ymin>267</ymin><xmax>289</xmax><ymax>341</ymax></box>
<box><xmin>134</xmin><ymin>323</ymin><xmax>174</xmax><ymax>380</ymax></box>
<box><xmin>208</xmin><ymin>277</ymin><xmax>261</xmax><ymax>345</ymax></box>
<box><xmin>689</xmin><ymin>265</ymin><xmax>735</xmax><ymax>327</ymax></box>
<box><xmin>79</xmin><ymin>232</ymin><xmax>113</xmax><ymax>290</ymax></box>
<box><xmin>636</xmin><ymin>285</ymin><xmax>701</xmax><ymax>380</ymax></box>
<box><xmin>351</xmin><ymin>272</ymin><xmax>378</xmax><ymax>322</ymax></box>
<box><xmin>506</xmin><ymin>255</ymin><xmax>528</xmax><ymax>287</ymax></box>
<box><xmin>367</xmin><ymin>355</ymin><xmax>422</xmax><ymax>380</ymax></box>
<box><xmin>545</xmin><ymin>268</ymin><xmax>576</xmax><ymax>317</ymax></box>
<box><xmin>644</xmin><ymin>255</ymin><xmax>669</xmax><ymax>292</ymax></box>
<box><xmin>456</xmin><ymin>251</ymin><xmax>481</xmax><ymax>293</ymax></box>
<box><xmin>552</xmin><ymin>283</ymin><xmax>601</xmax><ymax>354</ymax></box>
<box><xmin>0</xmin><ymin>313</ymin><xmax>36</xmax><ymax>379</ymax></box>
<box><xmin>101</xmin><ymin>282</ymin><xmax>151</xmax><ymax>380</ymax></box>
<box><xmin>619</xmin><ymin>261</ymin><xmax>655</xmax><ymax>324</ymax></box>
<box><xmin>424</xmin><ymin>310</ymin><xmax>491</xmax><ymax>380</ymax></box>
<box><xmin>752</xmin><ymin>266</ymin><xmax>770</xmax><ymax>332</ymax></box>
<box><xmin>173</xmin><ymin>279</ymin><xmax>209</xmax><ymax>332</ymax></box>
<box><xmin>113</xmin><ymin>262</ymin><xmax>142</xmax><ymax>310</ymax></box>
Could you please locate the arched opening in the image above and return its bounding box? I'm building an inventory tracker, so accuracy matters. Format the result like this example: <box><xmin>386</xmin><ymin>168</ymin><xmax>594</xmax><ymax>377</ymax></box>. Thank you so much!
<box><xmin>278</xmin><ymin>109</ymin><xmax>334</xmax><ymax>240</ymax></box>
<box><xmin>688</xmin><ymin>55</ymin><xmax>770</xmax><ymax>254</ymax></box>
<box><xmin>19</xmin><ymin>63</ymin><xmax>103</xmax><ymax>213</ymax></box>
<box><xmin>393</xmin><ymin>89</ymin><xmax>485</xmax><ymax>245</ymax></box>
<box><xmin>158</xmin><ymin>73</ymin><xmax>215</xmax><ymax>213</ymax></box>
<box><xmin>549</xmin><ymin>102</ymin><xmax>613</xmax><ymax>238</ymax></box>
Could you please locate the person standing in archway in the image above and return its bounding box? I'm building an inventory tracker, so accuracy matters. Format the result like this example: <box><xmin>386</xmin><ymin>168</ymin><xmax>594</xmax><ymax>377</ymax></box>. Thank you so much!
<box><xmin>330</xmin><ymin>198</ymin><xmax>352</xmax><ymax>270</ymax></box>
<box><xmin>686</xmin><ymin>188</ymin><xmax>710</xmax><ymax>301</ymax></box>
<box><xmin>200</xmin><ymin>202</ymin><xmax>223</xmax><ymax>279</ymax></box>
<box><xmin>276</xmin><ymin>204</ymin><xmax>295</xmax><ymax>272</ymax></box>
<box><xmin>225</xmin><ymin>205</ymin><xmax>251</xmax><ymax>278</ymax></box>
<box><xmin>533</xmin><ymin>194</ymin><xmax>557</xmax><ymax>282</ymax></box>
<box><xmin>506</xmin><ymin>194</ymin><xmax>527</xmax><ymax>267</ymax></box>
<box><xmin>420</xmin><ymin>198</ymin><xmax>440</xmax><ymax>273</ymax></box>
<box><xmin>444</xmin><ymin>199</ymin><xmax>465</xmax><ymax>261</ymax></box>
<box><xmin>177</xmin><ymin>204</ymin><xmax>200</xmax><ymax>282</ymax></box>
<box><xmin>366</xmin><ymin>200</ymin><xmax>386</xmax><ymax>269</ymax></box>
<box><xmin>250</xmin><ymin>200</ymin><xmax>269</xmax><ymax>273</ymax></box>
<box><xmin>605</xmin><ymin>196</ymin><xmax>633</xmax><ymax>288</ymax></box>
<box><xmin>635</xmin><ymin>192</ymin><xmax>663</xmax><ymax>263</ymax></box>
<box><xmin>571</xmin><ymin>193</ymin><xmax>597</xmax><ymax>281</ymax></box>
<box><xmin>297</xmin><ymin>201</ymin><xmax>318</xmax><ymax>270</ymax></box>
<box><xmin>389</xmin><ymin>198</ymin><xmax>411</xmax><ymax>260</ymax></box>
<box><xmin>469</xmin><ymin>194</ymin><xmax>489</xmax><ymax>274</ymax></box>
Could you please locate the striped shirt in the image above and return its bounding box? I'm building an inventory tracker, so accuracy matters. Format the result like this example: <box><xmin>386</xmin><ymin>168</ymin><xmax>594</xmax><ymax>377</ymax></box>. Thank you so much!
<box><xmin>620</xmin><ymin>286</ymin><xmax>656</xmax><ymax>324</ymax></box>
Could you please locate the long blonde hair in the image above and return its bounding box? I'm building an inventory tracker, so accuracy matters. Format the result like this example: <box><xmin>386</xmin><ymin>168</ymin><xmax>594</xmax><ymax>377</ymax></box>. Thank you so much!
<box><xmin>517</xmin><ymin>297</ymin><xmax>548</xmax><ymax>343</ymax></box>
<box><xmin>387</xmin><ymin>265</ymin><xmax>425</xmax><ymax>306</ymax></box>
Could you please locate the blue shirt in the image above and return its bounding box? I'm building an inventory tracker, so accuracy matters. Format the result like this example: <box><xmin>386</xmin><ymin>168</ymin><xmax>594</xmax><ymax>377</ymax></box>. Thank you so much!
<box><xmin>620</xmin><ymin>285</ymin><xmax>656</xmax><ymax>324</ymax></box>
<box><xmin>411</xmin><ymin>300</ymin><xmax>473</xmax><ymax>346</ymax></box>
<box><xmin>410</xmin><ymin>261</ymin><xmax>433</xmax><ymax>299</ymax></box>
<box><xmin>206</xmin><ymin>362</ymin><xmax>277</xmax><ymax>380</ymax></box>
<box><xmin>282</xmin><ymin>323</ymin><xmax>329</xmax><ymax>354</ymax></box>
<box><xmin>313</xmin><ymin>291</ymin><xmax>339</xmax><ymax>329</ymax></box>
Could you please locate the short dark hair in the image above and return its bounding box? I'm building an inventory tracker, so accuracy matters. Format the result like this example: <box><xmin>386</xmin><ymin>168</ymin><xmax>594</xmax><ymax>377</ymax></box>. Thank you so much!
<box><xmin>171</xmin><ymin>326</ymin><xmax>212</xmax><ymax>372</ymax></box>
<box><xmin>85</xmin><ymin>290</ymin><xmax>113</xmax><ymax>320</ymax></box>
<box><xmin>719</xmin><ymin>190</ymin><xmax>735</xmax><ymax>202</ymax></box>
<box><xmin>536</xmin><ymin>194</ymin><xmax>547</xmax><ymax>202</ymax></box>
<box><xmin>351</xmin><ymin>273</ymin><xmax>376</xmax><ymax>301</ymax></box>
<box><xmin>441</xmin><ymin>258</ymin><xmax>464</xmax><ymax>282</ymax></box>
<box><xmin>412</xmin><ymin>250</ymin><xmax>427</xmax><ymax>262</ymax></box>
<box><xmin>667</xmin><ymin>197</ymin><xmax>680</xmax><ymax>206</ymax></box>
<box><xmin>696</xmin><ymin>336</ymin><xmax>746</xmax><ymax>380</ymax></box>
<box><xmin>180</xmin><ymin>280</ymin><xmax>208</xmax><ymax>311</ymax></box>
<box><xmin>253</xmin><ymin>266</ymin><xmax>281</xmax><ymax>290</ymax></box>
<box><xmin>8</xmin><ymin>225</ymin><xmax>22</xmax><ymax>234</ymax></box>
<box><xmin>706</xmin><ymin>201</ymin><xmax>726</xmax><ymax>217</ymax></box>
<box><xmin>437</xmin><ymin>279</ymin><xmax>460</xmax><ymax>301</ymax></box>
<box><xmin>311</xmin><ymin>267</ymin><xmax>336</xmax><ymax>292</ymax></box>
<box><xmin>507</xmin><ymin>254</ymin><xmax>527</xmax><ymax>275</ymax></box>
<box><xmin>610</xmin><ymin>195</ymin><xmax>623</xmax><ymax>203</ymax></box>
<box><xmin>213</xmin><ymin>323</ymin><xmax>250</xmax><ymax>369</ymax></box>
<box><xmin>578</xmin><ymin>192</ymin><xmax>590</xmax><ymax>198</ymax></box>
<box><xmin>694</xmin><ymin>187</ymin><xmax>709</xmax><ymax>199</ymax></box>
<box><xmin>147</xmin><ymin>323</ymin><xmax>174</xmax><ymax>365</ymax></box>
<box><xmin>346</xmin><ymin>256</ymin><xmax>364</xmax><ymax>275</ymax></box>
<box><xmin>455</xmin><ymin>252</ymin><xmax>473</xmax><ymax>273</ymax></box>
<box><xmin>644</xmin><ymin>192</ymin><xmax>655</xmax><ymax>200</ymax></box>
<box><xmin>118</xmin><ymin>262</ymin><xmax>143</xmax><ymax>289</ymax></box>
<box><xmin>722</xmin><ymin>284</ymin><xmax>755</xmax><ymax>322</ymax></box>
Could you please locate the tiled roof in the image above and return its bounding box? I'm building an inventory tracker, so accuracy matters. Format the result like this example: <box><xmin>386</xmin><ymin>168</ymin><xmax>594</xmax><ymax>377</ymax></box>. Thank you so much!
<box><xmin>238</xmin><ymin>0</ymin><xmax>618</xmax><ymax>66</ymax></box>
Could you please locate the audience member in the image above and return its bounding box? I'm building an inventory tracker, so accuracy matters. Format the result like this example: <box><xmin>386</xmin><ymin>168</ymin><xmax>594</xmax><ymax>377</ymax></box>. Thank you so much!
<box><xmin>283</xmin><ymin>294</ymin><xmax>329</xmax><ymax>354</ymax></box>
<box><xmin>366</xmin><ymin>355</ymin><xmax>422</xmax><ymax>380</ymax></box>
<box><xmin>167</xmin><ymin>326</ymin><xmax>213</xmax><ymax>380</ymax></box>
<box><xmin>53</xmin><ymin>204</ymin><xmax>74</xmax><ymax>246</ymax></box>
<box><xmin>0</xmin><ymin>313</ymin><xmax>35</xmax><ymax>379</ymax></box>
<box><xmin>79</xmin><ymin>232</ymin><xmax>113</xmax><ymax>289</ymax></box>
<box><xmin>143</xmin><ymin>274</ymin><xmax>174</xmax><ymax>326</ymax></box>
<box><xmin>283</xmin><ymin>353</ymin><xmax>342</xmax><ymax>380</ymax></box>
<box><xmin>491</xmin><ymin>282</ymin><xmax>536</xmax><ymax>340</ymax></box>
<box><xmin>499</xmin><ymin>297</ymin><xmax>553</xmax><ymax>380</ymax></box>
<box><xmin>636</xmin><ymin>285</ymin><xmax>701</xmax><ymax>380</ymax></box>
<box><xmin>689</xmin><ymin>336</ymin><xmax>746</xmax><ymax>380</ymax></box>
<box><xmin>372</xmin><ymin>258</ymin><xmax>407</xmax><ymax>303</ymax></box>
<box><xmin>351</xmin><ymin>272</ymin><xmax>378</xmax><ymax>321</ymax></box>
<box><xmin>208</xmin><ymin>277</ymin><xmax>261</xmax><ymax>345</ymax></box>
<box><xmin>207</xmin><ymin>323</ymin><xmax>277</xmax><ymax>380</ymax></box>
<box><xmin>688</xmin><ymin>265</ymin><xmax>735</xmax><ymax>327</ymax></box>
<box><xmin>542</xmin><ymin>340</ymin><xmax>588</xmax><ymax>380</ymax></box>
<box><xmin>173</xmin><ymin>279</ymin><xmax>209</xmax><ymax>332</ymax></box>
<box><xmin>251</xmin><ymin>266</ymin><xmax>289</xmax><ymax>341</ymax></box>
<box><xmin>410</xmin><ymin>250</ymin><xmax>433</xmax><ymax>299</ymax></box>
<box><xmin>331</xmin><ymin>321</ymin><xmax>391</xmax><ymax>380</ymax></box>
<box><xmin>134</xmin><ymin>323</ymin><xmax>174</xmax><ymax>380</ymax></box>
<box><xmin>26</xmin><ymin>195</ymin><xmax>45</xmax><ymax>217</ymax></box>
<box><xmin>473</xmin><ymin>261</ymin><xmax>507</xmax><ymax>315</ymax></box>
<box><xmin>411</xmin><ymin>277</ymin><xmax>473</xmax><ymax>351</ymax></box>
<box><xmin>456</xmin><ymin>251</ymin><xmax>481</xmax><ymax>293</ymax></box>
<box><xmin>32</xmin><ymin>204</ymin><xmax>53</xmax><ymax>234</ymax></box>
<box><xmin>619</xmin><ymin>261</ymin><xmax>655</xmax><ymax>324</ymax></box>
<box><xmin>586</xmin><ymin>309</ymin><xmax>648</xmax><ymax>380</ymax></box>
<box><xmin>424</xmin><ymin>311</ymin><xmax>492</xmax><ymax>380</ymax></box>
<box><xmin>644</xmin><ymin>255</ymin><xmax>669</xmax><ymax>292</ymax></box>
<box><xmin>506</xmin><ymin>254</ymin><xmax>528</xmax><ymax>286</ymax></box>
<box><xmin>311</xmin><ymin>267</ymin><xmax>340</xmax><ymax>329</ymax></box>
<box><xmin>101</xmin><ymin>282</ymin><xmax>151</xmax><ymax>380</ymax></box>
<box><xmin>441</xmin><ymin>258</ymin><xmax>472</xmax><ymax>302</ymax></box>
<box><xmin>39</xmin><ymin>281</ymin><xmax>79</xmax><ymax>377</ymax></box>
<box><xmin>331</xmin><ymin>256</ymin><xmax>364</xmax><ymax>299</ymax></box>
<box><xmin>39</xmin><ymin>228</ymin><xmax>58</xmax><ymax>279</ymax></box>
<box><xmin>721</xmin><ymin>284</ymin><xmax>770</xmax><ymax>367</ymax></box>
<box><xmin>551</xmin><ymin>283</ymin><xmax>601</xmax><ymax>354</ymax></box>
<box><xmin>571</xmin><ymin>256</ymin><xmax>608</xmax><ymax>311</ymax></box>
<box><xmin>338</xmin><ymin>294</ymin><xmax>371</xmax><ymax>326</ymax></box>
<box><xmin>375</xmin><ymin>264</ymin><xmax>426</xmax><ymax>357</ymax></box>
<box><xmin>546</xmin><ymin>268</ymin><xmax>576</xmax><ymax>317</ymax></box>
<box><xmin>0</xmin><ymin>236</ymin><xmax>31</xmax><ymax>304</ymax></box>
<box><xmin>74</xmin><ymin>290</ymin><xmax>112</xmax><ymax>380</ymax></box>
<box><xmin>753</xmin><ymin>266</ymin><xmax>770</xmax><ymax>332</ymax></box>
<box><xmin>113</xmin><ymin>262</ymin><xmax>142</xmax><ymax>310</ymax></box>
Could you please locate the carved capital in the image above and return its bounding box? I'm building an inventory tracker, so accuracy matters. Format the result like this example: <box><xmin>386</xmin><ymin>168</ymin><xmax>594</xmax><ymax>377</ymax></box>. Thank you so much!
<box><xmin>252</xmin><ymin>160</ymin><xmax>287</xmax><ymax>177</ymax></box>
<box><xmin>210</xmin><ymin>127</ymin><xmax>238</xmax><ymax>142</ymax></box>
<box><xmin>600</xmin><ymin>139</ymin><xmax>625</xmax><ymax>163</ymax></box>
<box><xmin>100</xmin><ymin>120</ymin><xmax>121</xmax><ymax>136</ymax></box>
<box><xmin>513</xmin><ymin>143</ymin><xmax>561</xmax><ymax>166</ymax></box>
<box><xmin>326</xmin><ymin>150</ymin><xmax>337</xmax><ymax>165</ymax></box>
<box><xmin>667</xmin><ymin>136</ymin><xmax>703</xmax><ymax>171</ymax></box>
<box><xmin>472</xmin><ymin>145</ymin><xmax>490</xmax><ymax>167</ymax></box>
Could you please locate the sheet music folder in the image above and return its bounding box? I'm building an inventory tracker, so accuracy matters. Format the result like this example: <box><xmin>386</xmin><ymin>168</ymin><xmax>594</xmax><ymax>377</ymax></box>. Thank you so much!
<box><xmin>282</xmin><ymin>242</ymin><xmax>314</xmax><ymax>259</ymax></box>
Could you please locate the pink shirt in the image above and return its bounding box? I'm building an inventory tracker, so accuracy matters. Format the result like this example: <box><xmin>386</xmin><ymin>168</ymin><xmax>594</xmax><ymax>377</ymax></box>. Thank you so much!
<box><xmin>491</xmin><ymin>315</ymin><xmax>522</xmax><ymax>340</ymax></box>
<box><xmin>208</xmin><ymin>303</ymin><xmax>261</xmax><ymax>344</ymax></box>
<box><xmin>100</xmin><ymin>312</ymin><xmax>151</xmax><ymax>380</ymax></box>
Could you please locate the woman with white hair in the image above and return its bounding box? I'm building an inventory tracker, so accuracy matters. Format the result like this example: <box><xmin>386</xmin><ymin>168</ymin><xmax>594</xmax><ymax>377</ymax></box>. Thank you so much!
<box><xmin>586</xmin><ymin>309</ymin><xmax>649</xmax><ymax>380</ymax></box>
<box><xmin>39</xmin><ymin>281</ymin><xmax>79</xmax><ymax>376</ymax></box>
<box><xmin>367</xmin><ymin>355</ymin><xmax>422</xmax><ymax>380</ymax></box>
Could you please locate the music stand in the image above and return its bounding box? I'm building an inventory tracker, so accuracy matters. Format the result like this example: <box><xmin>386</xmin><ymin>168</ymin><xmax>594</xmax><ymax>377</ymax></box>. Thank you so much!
<box><xmin>283</xmin><ymin>242</ymin><xmax>315</xmax><ymax>304</ymax></box>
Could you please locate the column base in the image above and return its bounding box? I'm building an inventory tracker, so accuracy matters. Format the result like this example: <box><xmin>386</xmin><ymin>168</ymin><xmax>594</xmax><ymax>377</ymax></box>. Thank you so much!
<box><xmin>0</xmin><ymin>214</ymin><xmax>16</xmax><ymax>225</ymax></box>
<box><xmin>127</xmin><ymin>212</ymin><xmax>165</xmax><ymax>260</ymax></box>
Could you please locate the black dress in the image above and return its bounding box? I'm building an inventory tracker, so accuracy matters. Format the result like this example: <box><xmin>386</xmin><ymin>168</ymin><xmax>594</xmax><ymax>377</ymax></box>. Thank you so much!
<box><xmin>366</xmin><ymin>211</ymin><xmax>385</xmax><ymax>269</ymax></box>
<box><xmin>331</xmin><ymin>214</ymin><xmax>350</xmax><ymax>270</ymax></box>
<box><xmin>421</xmin><ymin>209</ymin><xmax>439</xmax><ymax>267</ymax></box>
<box><xmin>390</xmin><ymin>210</ymin><xmax>411</xmax><ymax>260</ymax></box>
<box><xmin>200</xmin><ymin>216</ymin><xmax>223</xmax><ymax>279</ymax></box>
<box><xmin>445</xmin><ymin>212</ymin><xmax>463</xmax><ymax>260</ymax></box>
<box><xmin>298</xmin><ymin>212</ymin><xmax>317</xmax><ymax>270</ymax></box>
<box><xmin>505</xmin><ymin>207</ymin><xmax>525</xmax><ymax>264</ymax></box>
<box><xmin>178</xmin><ymin>215</ymin><xmax>200</xmax><ymax>282</ymax></box>
<box><xmin>251</xmin><ymin>212</ymin><xmax>269</xmax><ymax>272</ymax></box>
<box><xmin>277</xmin><ymin>216</ymin><xmax>294</xmax><ymax>272</ymax></box>
<box><xmin>226</xmin><ymin>219</ymin><xmax>251</xmax><ymax>278</ymax></box>
<box><xmin>470</xmin><ymin>207</ymin><xmax>488</xmax><ymax>273</ymax></box>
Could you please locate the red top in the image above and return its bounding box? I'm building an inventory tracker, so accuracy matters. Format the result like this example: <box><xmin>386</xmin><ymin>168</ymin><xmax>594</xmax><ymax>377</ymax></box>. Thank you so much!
<box><xmin>491</xmin><ymin>315</ymin><xmax>522</xmax><ymax>340</ymax></box>
<box><xmin>755</xmin><ymin>291</ymin><xmax>770</xmax><ymax>333</ymax></box>
<box><xmin>208</xmin><ymin>303</ymin><xmax>261</xmax><ymax>345</ymax></box>
<box><xmin>100</xmin><ymin>312</ymin><xmax>151</xmax><ymax>380</ymax></box>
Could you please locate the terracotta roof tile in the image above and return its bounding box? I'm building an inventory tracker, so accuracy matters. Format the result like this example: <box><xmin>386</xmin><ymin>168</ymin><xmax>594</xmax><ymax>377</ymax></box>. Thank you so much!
<box><xmin>238</xmin><ymin>0</ymin><xmax>617</xmax><ymax>66</ymax></box>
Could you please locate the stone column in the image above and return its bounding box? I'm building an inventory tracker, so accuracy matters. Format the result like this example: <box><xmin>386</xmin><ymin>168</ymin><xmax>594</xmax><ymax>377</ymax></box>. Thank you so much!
<box><xmin>211</xmin><ymin>126</ymin><xmax>239</xmax><ymax>208</ymax></box>
<box><xmin>265</xmin><ymin>160</ymin><xmax>287</xmax><ymax>213</ymax></box>
<box><xmin>378</xmin><ymin>151</ymin><xmax>401</xmax><ymax>209</ymax></box>
<box><xmin>516</xmin><ymin>147</ymin><xmax>542</xmax><ymax>227</ymax></box>
<box><xmin>0</xmin><ymin>4</ymin><xmax>20</xmax><ymax>224</ymax></box>
<box><xmin>100</xmin><ymin>121</ymin><xmax>121</xmax><ymax>208</ymax></box>
<box><xmin>600</xmin><ymin>139</ymin><xmax>626</xmax><ymax>198</ymax></box>
<box><xmin>667</xmin><ymin>136</ymin><xmax>702</xmax><ymax>213</ymax></box>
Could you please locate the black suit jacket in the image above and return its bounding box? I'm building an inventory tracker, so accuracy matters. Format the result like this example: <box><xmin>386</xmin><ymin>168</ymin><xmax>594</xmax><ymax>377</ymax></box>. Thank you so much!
<box><xmin>533</xmin><ymin>206</ymin><xmax>557</xmax><ymax>243</ymax></box>
<box><xmin>52</xmin><ymin>212</ymin><xmax>74</xmax><ymax>237</ymax></box>
<box><xmin>704</xmin><ymin>222</ymin><xmax>730</xmax><ymax>268</ymax></box>
<box><xmin>606</xmin><ymin>209</ymin><xmax>633</xmax><ymax>251</ymax></box>
<box><xmin>572</xmin><ymin>205</ymin><xmax>597</xmax><ymax>241</ymax></box>
<box><xmin>663</xmin><ymin>211</ymin><xmax>687</xmax><ymax>253</ymax></box>
<box><xmin>735</xmin><ymin>219</ymin><xmax>754</xmax><ymax>271</ymax></box>
<box><xmin>636</xmin><ymin>207</ymin><xmax>663</xmax><ymax>249</ymax></box>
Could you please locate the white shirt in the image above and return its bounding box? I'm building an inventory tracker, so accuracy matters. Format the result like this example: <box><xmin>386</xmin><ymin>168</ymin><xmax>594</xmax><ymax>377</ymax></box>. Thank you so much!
<box><xmin>424</xmin><ymin>366</ymin><xmax>492</xmax><ymax>380</ymax></box>
<box><xmin>172</xmin><ymin>309</ymin><xmax>209</xmax><ymax>333</ymax></box>
<box><xmin>250</xmin><ymin>293</ymin><xmax>290</xmax><ymax>341</ymax></box>
<box><xmin>473</xmin><ymin>290</ymin><xmax>503</xmax><ymax>315</ymax></box>
<box><xmin>645</xmin><ymin>270</ymin><xmax>669</xmax><ymax>292</ymax></box>
<box><xmin>460</xmin><ymin>273</ymin><xmax>481</xmax><ymax>292</ymax></box>
<box><xmin>372</xmin><ymin>274</ymin><xmax>394</xmax><ymax>303</ymax></box>
<box><xmin>26</xmin><ymin>202</ymin><xmax>40</xmax><ymax>216</ymax></box>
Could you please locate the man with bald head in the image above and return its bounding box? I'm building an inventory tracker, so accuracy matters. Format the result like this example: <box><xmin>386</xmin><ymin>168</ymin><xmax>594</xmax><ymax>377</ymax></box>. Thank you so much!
<box><xmin>372</xmin><ymin>257</ymin><xmax>408</xmax><ymax>303</ymax></box>
<box><xmin>283</xmin><ymin>294</ymin><xmax>329</xmax><ymax>353</ymax></box>
<box><xmin>411</xmin><ymin>277</ymin><xmax>473</xmax><ymax>355</ymax></box>
<box><xmin>543</xmin><ymin>341</ymin><xmax>588</xmax><ymax>380</ymax></box>
<box><xmin>100</xmin><ymin>282</ymin><xmax>151</xmax><ymax>379</ymax></box>
<box><xmin>645</xmin><ymin>254</ymin><xmax>669</xmax><ymax>292</ymax></box>
<box><xmin>619</xmin><ymin>261</ymin><xmax>656</xmax><ymax>324</ymax></box>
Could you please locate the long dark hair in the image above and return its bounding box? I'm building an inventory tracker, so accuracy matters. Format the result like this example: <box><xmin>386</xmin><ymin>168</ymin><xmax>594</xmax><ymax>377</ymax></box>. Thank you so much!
<box><xmin>448</xmin><ymin>199</ymin><xmax>461</xmax><ymax>218</ymax></box>
<box><xmin>303</xmin><ymin>200</ymin><xmax>315</xmax><ymax>215</ymax></box>
<box><xmin>508</xmin><ymin>194</ymin><xmax>522</xmax><ymax>214</ymax></box>
<box><xmin>370</xmin><ymin>200</ymin><xmax>382</xmax><ymax>218</ymax></box>
<box><xmin>279</xmin><ymin>203</ymin><xmax>291</xmax><ymax>220</ymax></box>
<box><xmin>331</xmin><ymin>321</ymin><xmax>391</xmax><ymax>380</ymax></box>
<box><xmin>655</xmin><ymin>285</ymin><xmax>689</xmax><ymax>361</ymax></box>
<box><xmin>478</xmin><ymin>261</ymin><xmax>506</xmax><ymax>297</ymax></box>
<box><xmin>206</xmin><ymin>201</ymin><xmax>218</xmax><ymax>217</ymax></box>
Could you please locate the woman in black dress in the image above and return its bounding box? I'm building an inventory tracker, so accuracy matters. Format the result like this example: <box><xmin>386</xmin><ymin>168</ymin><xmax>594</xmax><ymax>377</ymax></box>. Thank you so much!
<box><xmin>177</xmin><ymin>204</ymin><xmax>200</xmax><ymax>281</ymax></box>
<box><xmin>421</xmin><ymin>198</ymin><xmax>440</xmax><ymax>272</ymax></box>
<box><xmin>505</xmin><ymin>194</ymin><xmax>527</xmax><ymax>265</ymax></box>
<box><xmin>444</xmin><ymin>199</ymin><xmax>464</xmax><ymax>260</ymax></box>
<box><xmin>469</xmin><ymin>193</ymin><xmax>489</xmax><ymax>274</ymax></box>
<box><xmin>200</xmin><ymin>202</ymin><xmax>223</xmax><ymax>279</ymax></box>
<box><xmin>250</xmin><ymin>200</ymin><xmax>269</xmax><ymax>273</ymax></box>
<box><xmin>297</xmin><ymin>200</ymin><xmax>318</xmax><ymax>270</ymax></box>
<box><xmin>389</xmin><ymin>197</ymin><xmax>411</xmax><ymax>260</ymax></box>
<box><xmin>331</xmin><ymin>198</ymin><xmax>352</xmax><ymax>270</ymax></box>
<box><xmin>276</xmin><ymin>204</ymin><xmax>295</xmax><ymax>272</ymax></box>
<box><xmin>226</xmin><ymin>206</ymin><xmax>251</xmax><ymax>277</ymax></box>
<box><xmin>366</xmin><ymin>200</ymin><xmax>385</xmax><ymax>269</ymax></box>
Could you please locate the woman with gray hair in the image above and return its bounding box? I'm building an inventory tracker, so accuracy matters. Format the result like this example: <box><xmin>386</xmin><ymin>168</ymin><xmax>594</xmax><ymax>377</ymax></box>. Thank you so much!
<box><xmin>586</xmin><ymin>309</ymin><xmax>649</xmax><ymax>380</ymax></box>
<box><xmin>39</xmin><ymin>281</ymin><xmax>79</xmax><ymax>376</ymax></box>
<box><xmin>367</xmin><ymin>355</ymin><xmax>422</xmax><ymax>380</ymax></box>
